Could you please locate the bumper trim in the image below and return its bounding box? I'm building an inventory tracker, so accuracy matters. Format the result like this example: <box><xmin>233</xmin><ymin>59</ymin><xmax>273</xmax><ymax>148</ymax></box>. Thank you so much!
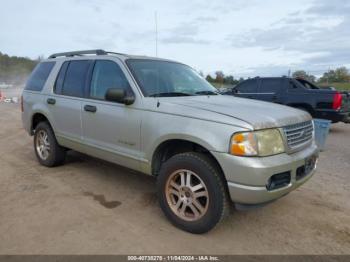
<box><xmin>227</xmin><ymin>163</ymin><xmax>316</xmax><ymax>205</ymax></box>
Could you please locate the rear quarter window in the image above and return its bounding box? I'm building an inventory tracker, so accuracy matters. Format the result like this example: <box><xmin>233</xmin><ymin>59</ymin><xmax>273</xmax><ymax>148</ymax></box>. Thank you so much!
<box><xmin>25</xmin><ymin>62</ymin><xmax>55</xmax><ymax>91</ymax></box>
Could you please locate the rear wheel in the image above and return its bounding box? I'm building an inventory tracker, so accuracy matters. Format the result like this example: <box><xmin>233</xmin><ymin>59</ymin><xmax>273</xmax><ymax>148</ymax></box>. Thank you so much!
<box><xmin>34</xmin><ymin>122</ymin><xmax>66</xmax><ymax>167</ymax></box>
<box><xmin>157</xmin><ymin>152</ymin><xmax>229</xmax><ymax>234</ymax></box>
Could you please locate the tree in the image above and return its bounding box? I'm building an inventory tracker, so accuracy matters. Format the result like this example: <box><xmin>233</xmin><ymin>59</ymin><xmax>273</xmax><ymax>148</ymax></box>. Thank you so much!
<box><xmin>206</xmin><ymin>74</ymin><xmax>214</xmax><ymax>82</ymax></box>
<box><xmin>215</xmin><ymin>71</ymin><xmax>225</xmax><ymax>84</ymax></box>
<box><xmin>335</xmin><ymin>67</ymin><xmax>350</xmax><ymax>82</ymax></box>
<box><xmin>224</xmin><ymin>75</ymin><xmax>233</xmax><ymax>85</ymax></box>
<box><xmin>292</xmin><ymin>70</ymin><xmax>316</xmax><ymax>82</ymax></box>
<box><xmin>319</xmin><ymin>67</ymin><xmax>350</xmax><ymax>83</ymax></box>
<box><xmin>223</xmin><ymin>75</ymin><xmax>239</xmax><ymax>85</ymax></box>
<box><xmin>0</xmin><ymin>52</ymin><xmax>37</xmax><ymax>85</ymax></box>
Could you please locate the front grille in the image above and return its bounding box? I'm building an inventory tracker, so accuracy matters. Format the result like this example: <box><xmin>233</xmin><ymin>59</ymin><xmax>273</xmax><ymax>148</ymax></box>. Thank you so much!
<box><xmin>283</xmin><ymin>120</ymin><xmax>313</xmax><ymax>149</ymax></box>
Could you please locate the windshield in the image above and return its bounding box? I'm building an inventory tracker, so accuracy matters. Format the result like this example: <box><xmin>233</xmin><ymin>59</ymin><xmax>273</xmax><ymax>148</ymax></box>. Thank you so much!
<box><xmin>126</xmin><ymin>59</ymin><xmax>218</xmax><ymax>97</ymax></box>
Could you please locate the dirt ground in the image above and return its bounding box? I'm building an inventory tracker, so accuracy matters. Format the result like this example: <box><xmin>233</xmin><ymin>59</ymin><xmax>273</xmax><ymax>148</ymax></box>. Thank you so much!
<box><xmin>0</xmin><ymin>102</ymin><xmax>349</xmax><ymax>255</ymax></box>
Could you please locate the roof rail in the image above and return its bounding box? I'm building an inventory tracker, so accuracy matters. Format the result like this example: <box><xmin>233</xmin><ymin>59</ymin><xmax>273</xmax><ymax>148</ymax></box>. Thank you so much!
<box><xmin>106</xmin><ymin>51</ymin><xmax>128</xmax><ymax>56</ymax></box>
<box><xmin>48</xmin><ymin>49</ymin><xmax>107</xmax><ymax>59</ymax></box>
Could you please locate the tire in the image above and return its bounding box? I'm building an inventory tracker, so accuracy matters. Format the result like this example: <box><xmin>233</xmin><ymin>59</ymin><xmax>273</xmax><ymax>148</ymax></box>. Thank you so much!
<box><xmin>157</xmin><ymin>152</ymin><xmax>229</xmax><ymax>234</ymax></box>
<box><xmin>33</xmin><ymin>121</ymin><xmax>66</xmax><ymax>167</ymax></box>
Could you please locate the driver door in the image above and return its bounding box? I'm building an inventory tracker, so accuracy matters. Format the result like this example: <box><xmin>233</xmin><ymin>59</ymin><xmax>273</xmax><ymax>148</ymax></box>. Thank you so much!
<box><xmin>81</xmin><ymin>59</ymin><xmax>142</xmax><ymax>169</ymax></box>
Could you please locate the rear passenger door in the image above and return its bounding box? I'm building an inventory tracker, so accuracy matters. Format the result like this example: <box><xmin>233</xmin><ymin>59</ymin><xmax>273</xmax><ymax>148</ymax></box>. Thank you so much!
<box><xmin>81</xmin><ymin>59</ymin><xmax>142</xmax><ymax>169</ymax></box>
<box><xmin>257</xmin><ymin>78</ymin><xmax>283</xmax><ymax>103</ymax></box>
<box><xmin>48</xmin><ymin>60</ymin><xmax>93</xmax><ymax>144</ymax></box>
<box><xmin>233</xmin><ymin>79</ymin><xmax>258</xmax><ymax>99</ymax></box>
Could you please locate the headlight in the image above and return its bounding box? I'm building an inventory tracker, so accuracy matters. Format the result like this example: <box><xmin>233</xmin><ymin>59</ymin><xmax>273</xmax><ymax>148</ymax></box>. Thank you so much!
<box><xmin>230</xmin><ymin>129</ymin><xmax>285</xmax><ymax>156</ymax></box>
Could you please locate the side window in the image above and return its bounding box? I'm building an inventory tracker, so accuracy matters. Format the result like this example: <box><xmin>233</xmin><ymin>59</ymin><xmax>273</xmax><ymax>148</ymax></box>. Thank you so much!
<box><xmin>62</xmin><ymin>60</ymin><xmax>91</xmax><ymax>97</ymax></box>
<box><xmin>90</xmin><ymin>60</ymin><xmax>130</xmax><ymax>100</ymax></box>
<box><xmin>54</xmin><ymin>61</ymin><xmax>69</xmax><ymax>94</ymax></box>
<box><xmin>289</xmin><ymin>80</ymin><xmax>299</xmax><ymax>90</ymax></box>
<box><xmin>25</xmin><ymin>62</ymin><xmax>55</xmax><ymax>91</ymax></box>
<box><xmin>236</xmin><ymin>79</ymin><xmax>257</xmax><ymax>93</ymax></box>
<box><xmin>260</xmin><ymin>79</ymin><xmax>281</xmax><ymax>93</ymax></box>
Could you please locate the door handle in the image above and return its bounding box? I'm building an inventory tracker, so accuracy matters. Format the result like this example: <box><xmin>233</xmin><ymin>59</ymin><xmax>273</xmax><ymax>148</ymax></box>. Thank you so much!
<box><xmin>84</xmin><ymin>105</ymin><xmax>97</xmax><ymax>113</ymax></box>
<box><xmin>47</xmin><ymin>98</ymin><xmax>56</xmax><ymax>105</ymax></box>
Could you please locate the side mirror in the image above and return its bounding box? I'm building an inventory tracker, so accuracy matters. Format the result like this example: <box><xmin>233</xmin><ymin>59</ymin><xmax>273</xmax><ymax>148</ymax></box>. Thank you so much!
<box><xmin>105</xmin><ymin>88</ymin><xmax>135</xmax><ymax>105</ymax></box>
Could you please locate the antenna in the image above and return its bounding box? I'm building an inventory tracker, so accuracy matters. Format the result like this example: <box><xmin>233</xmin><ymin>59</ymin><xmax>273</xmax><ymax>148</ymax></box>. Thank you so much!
<box><xmin>155</xmin><ymin>11</ymin><xmax>158</xmax><ymax>57</ymax></box>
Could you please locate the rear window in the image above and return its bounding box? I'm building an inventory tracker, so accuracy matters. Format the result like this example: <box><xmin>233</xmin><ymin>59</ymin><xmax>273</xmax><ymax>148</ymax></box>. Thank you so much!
<box><xmin>61</xmin><ymin>60</ymin><xmax>91</xmax><ymax>97</ymax></box>
<box><xmin>25</xmin><ymin>62</ymin><xmax>55</xmax><ymax>91</ymax></box>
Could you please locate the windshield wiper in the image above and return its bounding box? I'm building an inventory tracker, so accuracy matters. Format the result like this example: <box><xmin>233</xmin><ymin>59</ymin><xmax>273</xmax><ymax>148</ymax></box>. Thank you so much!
<box><xmin>148</xmin><ymin>92</ymin><xmax>193</xmax><ymax>97</ymax></box>
<box><xmin>195</xmin><ymin>90</ymin><xmax>219</xmax><ymax>95</ymax></box>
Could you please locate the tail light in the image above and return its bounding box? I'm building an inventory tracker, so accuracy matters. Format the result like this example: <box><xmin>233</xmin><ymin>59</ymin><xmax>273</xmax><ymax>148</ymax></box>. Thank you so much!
<box><xmin>332</xmin><ymin>92</ymin><xmax>342</xmax><ymax>110</ymax></box>
<box><xmin>21</xmin><ymin>95</ymin><xmax>24</xmax><ymax>112</ymax></box>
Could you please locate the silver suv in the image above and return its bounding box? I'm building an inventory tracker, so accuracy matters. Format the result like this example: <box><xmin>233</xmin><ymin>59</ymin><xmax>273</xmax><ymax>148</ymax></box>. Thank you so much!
<box><xmin>22</xmin><ymin>50</ymin><xmax>318</xmax><ymax>233</ymax></box>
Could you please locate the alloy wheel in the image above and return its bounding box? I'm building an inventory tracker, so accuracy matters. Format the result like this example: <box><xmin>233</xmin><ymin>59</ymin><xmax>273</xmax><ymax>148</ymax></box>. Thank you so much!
<box><xmin>165</xmin><ymin>169</ymin><xmax>209</xmax><ymax>221</ymax></box>
<box><xmin>35</xmin><ymin>130</ymin><xmax>51</xmax><ymax>160</ymax></box>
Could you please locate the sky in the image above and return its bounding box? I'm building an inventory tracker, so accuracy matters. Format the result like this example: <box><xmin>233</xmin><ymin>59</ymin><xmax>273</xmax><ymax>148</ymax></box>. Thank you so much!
<box><xmin>0</xmin><ymin>0</ymin><xmax>349</xmax><ymax>78</ymax></box>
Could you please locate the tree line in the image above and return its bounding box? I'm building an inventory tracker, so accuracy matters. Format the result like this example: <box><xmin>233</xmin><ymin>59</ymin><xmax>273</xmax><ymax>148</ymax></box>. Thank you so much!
<box><xmin>0</xmin><ymin>52</ymin><xmax>38</xmax><ymax>85</ymax></box>
<box><xmin>1</xmin><ymin>51</ymin><xmax>349</xmax><ymax>87</ymax></box>
<box><xmin>204</xmin><ymin>67</ymin><xmax>350</xmax><ymax>87</ymax></box>
<box><xmin>292</xmin><ymin>67</ymin><xmax>350</xmax><ymax>84</ymax></box>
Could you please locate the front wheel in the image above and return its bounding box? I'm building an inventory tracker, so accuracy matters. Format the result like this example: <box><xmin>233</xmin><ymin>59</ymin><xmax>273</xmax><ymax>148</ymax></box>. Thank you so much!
<box><xmin>157</xmin><ymin>152</ymin><xmax>229</xmax><ymax>234</ymax></box>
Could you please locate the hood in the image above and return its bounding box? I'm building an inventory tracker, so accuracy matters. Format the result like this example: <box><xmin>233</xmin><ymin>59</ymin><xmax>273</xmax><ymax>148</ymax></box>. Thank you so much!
<box><xmin>155</xmin><ymin>95</ymin><xmax>312</xmax><ymax>130</ymax></box>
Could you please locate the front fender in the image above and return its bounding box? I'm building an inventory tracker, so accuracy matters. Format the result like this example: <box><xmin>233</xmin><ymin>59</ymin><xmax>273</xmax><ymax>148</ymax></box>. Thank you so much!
<box><xmin>141</xmin><ymin>110</ymin><xmax>249</xmax><ymax>167</ymax></box>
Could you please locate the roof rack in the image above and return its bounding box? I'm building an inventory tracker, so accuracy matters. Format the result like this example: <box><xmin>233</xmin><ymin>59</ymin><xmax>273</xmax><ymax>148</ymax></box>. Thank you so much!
<box><xmin>48</xmin><ymin>49</ymin><xmax>108</xmax><ymax>59</ymax></box>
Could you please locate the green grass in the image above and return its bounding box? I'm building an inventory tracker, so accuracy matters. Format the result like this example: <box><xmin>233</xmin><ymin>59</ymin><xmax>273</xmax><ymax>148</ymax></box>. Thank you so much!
<box><xmin>319</xmin><ymin>82</ymin><xmax>350</xmax><ymax>91</ymax></box>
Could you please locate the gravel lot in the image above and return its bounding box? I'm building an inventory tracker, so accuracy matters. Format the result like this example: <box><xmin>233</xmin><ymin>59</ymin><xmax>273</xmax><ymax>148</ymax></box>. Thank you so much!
<box><xmin>0</xmin><ymin>102</ymin><xmax>349</xmax><ymax>254</ymax></box>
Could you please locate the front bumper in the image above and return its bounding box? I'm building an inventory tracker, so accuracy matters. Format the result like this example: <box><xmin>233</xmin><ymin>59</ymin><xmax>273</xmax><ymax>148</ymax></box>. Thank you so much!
<box><xmin>212</xmin><ymin>144</ymin><xmax>318</xmax><ymax>205</ymax></box>
<box><xmin>314</xmin><ymin>109</ymin><xmax>350</xmax><ymax>123</ymax></box>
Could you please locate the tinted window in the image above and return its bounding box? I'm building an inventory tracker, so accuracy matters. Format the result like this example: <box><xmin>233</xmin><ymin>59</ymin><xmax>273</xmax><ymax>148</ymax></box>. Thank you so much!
<box><xmin>260</xmin><ymin>79</ymin><xmax>281</xmax><ymax>93</ymax></box>
<box><xmin>25</xmin><ymin>62</ymin><xmax>55</xmax><ymax>91</ymax></box>
<box><xmin>236</xmin><ymin>79</ymin><xmax>257</xmax><ymax>93</ymax></box>
<box><xmin>296</xmin><ymin>79</ymin><xmax>319</xmax><ymax>89</ymax></box>
<box><xmin>62</xmin><ymin>60</ymin><xmax>91</xmax><ymax>97</ymax></box>
<box><xmin>289</xmin><ymin>80</ymin><xmax>299</xmax><ymax>89</ymax></box>
<box><xmin>54</xmin><ymin>62</ymin><xmax>69</xmax><ymax>94</ymax></box>
<box><xmin>90</xmin><ymin>60</ymin><xmax>130</xmax><ymax>100</ymax></box>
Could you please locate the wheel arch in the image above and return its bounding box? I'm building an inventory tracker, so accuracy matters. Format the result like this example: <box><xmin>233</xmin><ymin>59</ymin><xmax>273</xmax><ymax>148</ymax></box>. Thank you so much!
<box><xmin>151</xmin><ymin>138</ymin><xmax>226</xmax><ymax>183</ymax></box>
<box><xmin>31</xmin><ymin>111</ymin><xmax>53</xmax><ymax>135</ymax></box>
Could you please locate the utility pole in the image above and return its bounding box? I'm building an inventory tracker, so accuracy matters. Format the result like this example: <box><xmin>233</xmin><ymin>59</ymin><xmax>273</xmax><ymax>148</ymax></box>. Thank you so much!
<box><xmin>155</xmin><ymin>11</ymin><xmax>158</xmax><ymax>57</ymax></box>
